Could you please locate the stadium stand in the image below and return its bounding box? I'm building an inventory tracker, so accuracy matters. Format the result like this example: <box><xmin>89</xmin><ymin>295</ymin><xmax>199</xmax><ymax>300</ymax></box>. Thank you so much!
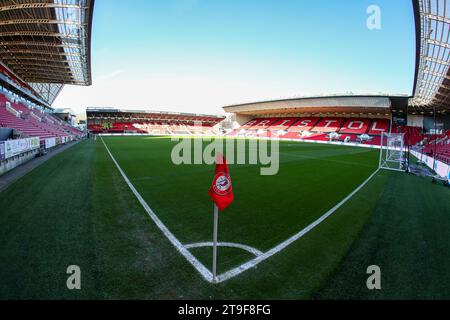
<box><xmin>227</xmin><ymin>115</ymin><xmax>391</xmax><ymax>146</ymax></box>
<box><xmin>0</xmin><ymin>0</ymin><xmax>93</xmax><ymax>177</ymax></box>
<box><xmin>392</xmin><ymin>125</ymin><xmax>424</xmax><ymax>146</ymax></box>
<box><xmin>0</xmin><ymin>92</ymin><xmax>84</xmax><ymax>144</ymax></box>
<box><xmin>86</xmin><ymin>108</ymin><xmax>225</xmax><ymax>135</ymax></box>
<box><xmin>413</xmin><ymin>130</ymin><xmax>450</xmax><ymax>165</ymax></box>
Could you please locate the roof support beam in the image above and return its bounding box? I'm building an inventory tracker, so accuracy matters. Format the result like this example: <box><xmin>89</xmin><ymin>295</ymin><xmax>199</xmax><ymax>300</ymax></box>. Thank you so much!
<box><xmin>426</xmin><ymin>14</ymin><xmax>450</xmax><ymax>25</ymax></box>
<box><xmin>432</xmin><ymin>92</ymin><xmax>450</xmax><ymax>102</ymax></box>
<box><xmin>421</xmin><ymin>79</ymin><xmax>450</xmax><ymax>91</ymax></box>
<box><xmin>422</xmin><ymin>69</ymin><xmax>450</xmax><ymax>80</ymax></box>
<box><xmin>0</xmin><ymin>19</ymin><xmax>83</xmax><ymax>27</ymax></box>
<box><xmin>13</xmin><ymin>67</ymin><xmax>76</xmax><ymax>76</ymax></box>
<box><xmin>20</xmin><ymin>70</ymin><xmax>74</xmax><ymax>78</ymax></box>
<box><xmin>434</xmin><ymin>91</ymin><xmax>449</xmax><ymax>98</ymax></box>
<box><xmin>427</xmin><ymin>39</ymin><xmax>450</xmax><ymax>50</ymax></box>
<box><xmin>424</xmin><ymin>56</ymin><xmax>450</xmax><ymax>67</ymax></box>
<box><xmin>0</xmin><ymin>41</ymin><xmax>81</xmax><ymax>49</ymax></box>
<box><xmin>25</xmin><ymin>79</ymin><xmax>86</xmax><ymax>86</ymax></box>
<box><xmin>5</xmin><ymin>61</ymin><xmax>83</xmax><ymax>70</ymax></box>
<box><xmin>4</xmin><ymin>58</ymin><xmax>88</xmax><ymax>82</ymax></box>
<box><xmin>0</xmin><ymin>31</ymin><xmax>80</xmax><ymax>39</ymax></box>
<box><xmin>0</xmin><ymin>3</ymin><xmax>82</xmax><ymax>12</ymax></box>
<box><xmin>22</xmin><ymin>74</ymin><xmax>76</xmax><ymax>83</ymax></box>
<box><xmin>1</xmin><ymin>49</ymin><xmax>85</xmax><ymax>57</ymax></box>
<box><xmin>1</xmin><ymin>56</ymin><xmax>83</xmax><ymax>64</ymax></box>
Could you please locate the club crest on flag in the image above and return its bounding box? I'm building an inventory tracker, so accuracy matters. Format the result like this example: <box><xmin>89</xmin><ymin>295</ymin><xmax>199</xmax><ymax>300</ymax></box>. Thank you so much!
<box><xmin>208</xmin><ymin>153</ymin><xmax>234</xmax><ymax>212</ymax></box>
<box><xmin>212</xmin><ymin>172</ymin><xmax>232</xmax><ymax>196</ymax></box>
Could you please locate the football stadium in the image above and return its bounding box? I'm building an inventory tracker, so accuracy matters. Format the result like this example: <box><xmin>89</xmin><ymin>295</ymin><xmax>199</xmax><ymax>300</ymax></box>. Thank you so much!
<box><xmin>0</xmin><ymin>0</ymin><xmax>450</xmax><ymax>302</ymax></box>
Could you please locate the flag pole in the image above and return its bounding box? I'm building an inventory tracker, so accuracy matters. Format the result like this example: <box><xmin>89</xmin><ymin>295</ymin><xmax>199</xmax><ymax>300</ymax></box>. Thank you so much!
<box><xmin>212</xmin><ymin>203</ymin><xmax>219</xmax><ymax>283</ymax></box>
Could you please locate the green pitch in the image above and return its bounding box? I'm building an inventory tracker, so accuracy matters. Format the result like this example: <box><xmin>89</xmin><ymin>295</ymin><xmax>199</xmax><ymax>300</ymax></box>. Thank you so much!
<box><xmin>0</xmin><ymin>137</ymin><xmax>449</xmax><ymax>299</ymax></box>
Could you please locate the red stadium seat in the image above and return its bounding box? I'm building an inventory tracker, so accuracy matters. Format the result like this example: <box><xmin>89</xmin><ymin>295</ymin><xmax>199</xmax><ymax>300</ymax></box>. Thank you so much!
<box><xmin>269</xmin><ymin>118</ymin><xmax>299</xmax><ymax>130</ymax></box>
<box><xmin>339</xmin><ymin>118</ymin><xmax>370</xmax><ymax>134</ymax></box>
<box><xmin>0</xmin><ymin>93</ymin><xmax>81</xmax><ymax>143</ymax></box>
<box><xmin>367</xmin><ymin>119</ymin><xmax>390</xmax><ymax>135</ymax></box>
<box><xmin>281</xmin><ymin>131</ymin><xmax>303</xmax><ymax>140</ymax></box>
<box><xmin>312</xmin><ymin>118</ymin><xmax>345</xmax><ymax>132</ymax></box>
<box><xmin>252</xmin><ymin>118</ymin><xmax>279</xmax><ymax>129</ymax></box>
<box><xmin>288</xmin><ymin>117</ymin><xmax>320</xmax><ymax>132</ymax></box>
<box><xmin>304</xmin><ymin>133</ymin><xmax>330</xmax><ymax>141</ymax></box>
<box><xmin>240</xmin><ymin>119</ymin><xmax>261</xmax><ymax>129</ymax></box>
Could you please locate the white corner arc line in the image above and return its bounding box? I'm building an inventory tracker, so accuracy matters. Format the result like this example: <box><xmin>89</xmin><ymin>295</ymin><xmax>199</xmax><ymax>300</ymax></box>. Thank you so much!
<box><xmin>100</xmin><ymin>137</ymin><xmax>214</xmax><ymax>283</ymax></box>
<box><xmin>185</xmin><ymin>242</ymin><xmax>264</xmax><ymax>257</ymax></box>
<box><xmin>216</xmin><ymin>168</ymin><xmax>381</xmax><ymax>283</ymax></box>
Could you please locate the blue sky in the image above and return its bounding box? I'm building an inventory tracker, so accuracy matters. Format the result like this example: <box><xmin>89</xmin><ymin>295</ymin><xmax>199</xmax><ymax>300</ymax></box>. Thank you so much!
<box><xmin>54</xmin><ymin>0</ymin><xmax>416</xmax><ymax>115</ymax></box>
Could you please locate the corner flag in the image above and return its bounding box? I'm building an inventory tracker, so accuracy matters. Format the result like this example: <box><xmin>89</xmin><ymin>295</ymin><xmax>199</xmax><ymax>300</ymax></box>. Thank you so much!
<box><xmin>208</xmin><ymin>153</ymin><xmax>234</xmax><ymax>211</ymax></box>
<box><xmin>208</xmin><ymin>153</ymin><xmax>233</xmax><ymax>282</ymax></box>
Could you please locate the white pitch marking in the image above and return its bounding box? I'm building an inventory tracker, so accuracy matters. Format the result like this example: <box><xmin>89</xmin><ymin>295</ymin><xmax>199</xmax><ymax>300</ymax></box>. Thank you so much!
<box><xmin>100</xmin><ymin>137</ymin><xmax>214</xmax><ymax>282</ymax></box>
<box><xmin>101</xmin><ymin>135</ymin><xmax>380</xmax><ymax>284</ymax></box>
<box><xmin>216</xmin><ymin>168</ymin><xmax>381</xmax><ymax>283</ymax></box>
<box><xmin>185</xmin><ymin>242</ymin><xmax>264</xmax><ymax>257</ymax></box>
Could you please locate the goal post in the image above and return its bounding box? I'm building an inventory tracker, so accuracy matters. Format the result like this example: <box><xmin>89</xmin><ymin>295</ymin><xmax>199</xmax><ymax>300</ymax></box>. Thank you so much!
<box><xmin>379</xmin><ymin>132</ymin><xmax>407</xmax><ymax>172</ymax></box>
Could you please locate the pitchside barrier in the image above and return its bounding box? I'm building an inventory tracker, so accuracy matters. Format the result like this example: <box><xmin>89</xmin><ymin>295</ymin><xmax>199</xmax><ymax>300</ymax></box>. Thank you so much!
<box><xmin>0</xmin><ymin>137</ymin><xmax>40</xmax><ymax>176</ymax></box>
<box><xmin>411</xmin><ymin>149</ymin><xmax>450</xmax><ymax>183</ymax></box>
<box><xmin>45</xmin><ymin>137</ymin><xmax>57</xmax><ymax>149</ymax></box>
<box><xmin>3</xmin><ymin>137</ymin><xmax>40</xmax><ymax>159</ymax></box>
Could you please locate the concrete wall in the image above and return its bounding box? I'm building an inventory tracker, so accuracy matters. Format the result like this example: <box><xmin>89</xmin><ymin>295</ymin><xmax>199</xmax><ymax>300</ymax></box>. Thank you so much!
<box><xmin>0</xmin><ymin>150</ymin><xmax>38</xmax><ymax>176</ymax></box>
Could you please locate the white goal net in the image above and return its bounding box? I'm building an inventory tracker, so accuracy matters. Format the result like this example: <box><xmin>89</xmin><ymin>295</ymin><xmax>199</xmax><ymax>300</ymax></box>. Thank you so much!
<box><xmin>379</xmin><ymin>133</ymin><xmax>407</xmax><ymax>172</ymax></box>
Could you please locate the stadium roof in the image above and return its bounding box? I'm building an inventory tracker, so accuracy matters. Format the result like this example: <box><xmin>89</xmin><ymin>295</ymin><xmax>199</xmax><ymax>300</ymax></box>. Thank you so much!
<box><xmin>410</xmin><ymin>0</ymin><xmax>450</xmax><ymax>113</ymax></box>
<box><xmin>223</xmin><ymin>95</ymin><xmax>409</xmax><ymax>116</ymax></box>
<box><xmin>0</xmin><ymin>0</ymin><xmax>95</xmax><ymax>104</ymax></box>
<box><xmin>86</xmin><ymin>107</ymin><xmax>226</xmax><ymax>120</ymax></box>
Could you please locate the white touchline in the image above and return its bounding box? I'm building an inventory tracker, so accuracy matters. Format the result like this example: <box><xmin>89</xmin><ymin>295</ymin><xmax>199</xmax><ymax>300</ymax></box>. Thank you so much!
<box><xmin>101</xmin><ymin>136</ymin><xmax>380</xmax><ymax>284</ymax></box>
<box><xmin>185</xmin><ymin>242</ymin><xmax>263</xmax><ymax>257</ymax></box>
<box><xmin>101</xmin><ymin>137</ymin><xmax>214</xmax><ymax>282</ymax></box>
<box><xmin>216</xmin><ymin>168</ymin><xmax>381</xmax><ymax>283</ymax></box>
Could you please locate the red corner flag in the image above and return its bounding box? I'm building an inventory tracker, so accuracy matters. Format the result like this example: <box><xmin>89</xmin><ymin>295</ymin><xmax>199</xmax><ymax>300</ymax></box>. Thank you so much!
<box><xmin>208</xmin><ymin>153</ymin><xmax>234</xmax><ymax>211</ymax></box>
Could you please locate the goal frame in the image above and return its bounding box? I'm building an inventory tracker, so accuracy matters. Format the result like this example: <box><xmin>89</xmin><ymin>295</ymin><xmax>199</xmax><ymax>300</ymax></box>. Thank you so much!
<box><xmin>379</xmin><ymin>132</ymin><xmax>407</xmax><ymax>172</ymax></box>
